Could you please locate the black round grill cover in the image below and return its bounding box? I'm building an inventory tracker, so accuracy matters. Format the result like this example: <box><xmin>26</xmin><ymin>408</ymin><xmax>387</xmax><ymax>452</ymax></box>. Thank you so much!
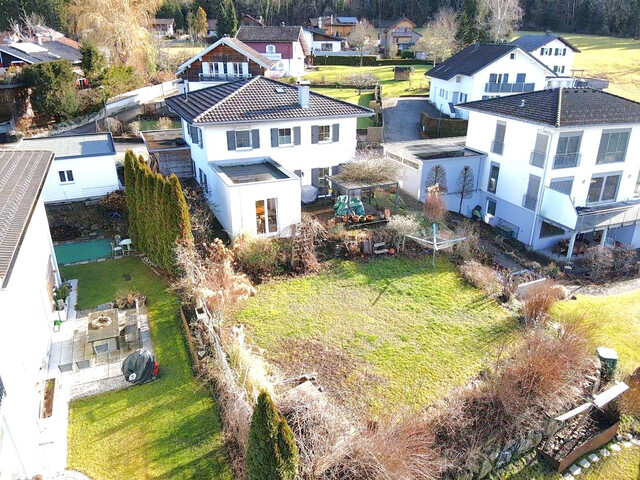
<box><xmin>121</xmin><ymin>348</ymin><xmax>155</xmax><ymax>384</ymax></box>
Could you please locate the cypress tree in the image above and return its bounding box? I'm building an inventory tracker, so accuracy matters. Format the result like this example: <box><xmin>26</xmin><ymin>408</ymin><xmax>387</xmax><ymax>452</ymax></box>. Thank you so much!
<box><xmin>124</xmin><ymin>151</ymin><xmax>138</xmax><ymax>245</ymax></box>
<box><xmin>161</xmin><ymin>179</ymin><xmax>176</xmax><ymax>270</ymax></box>
<box><xmin>151</xmin><ymin>173</ymin><xmax>165</xmax><ymax>262</ymax></box>
<box><xmin>246</xmin><ymin>392</ymin><xmax>299</xmax><ymax>480</ymax></box>
<box><xmin>134</xmin><ymin>160</ymin><xmax>147</xmax><ymax>254</ymax></box>
<box><xmin>169</xmin><ymin>175</ymin><xmax>193</xmax><ymax>245</ymax></box>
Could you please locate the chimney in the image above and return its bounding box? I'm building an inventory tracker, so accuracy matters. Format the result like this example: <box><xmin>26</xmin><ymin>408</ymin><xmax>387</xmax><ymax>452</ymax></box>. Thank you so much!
<box><xmin>281</xmin><ymin>21</ymin><xmax>285</xmax><ymax>27</ymax></box>
<box><xmin>36</xmin><ymin>35</ymin><xmax>42</xmax><ymax>45</ymax></box>
<box><xmin>298</xmin><ymin>85</ymin><xmax>310</xmax><ymax>108</ymax></box>
<box><xmin>546</xmin><ymin>29</ymin><xmax>552</xmax><ymax>36</ymax></box>
<box><xmin>520</xmin><ymin>99</ymin><xmax>526</xmax><ymax>108</ymax></box>
<box><xmin>184</xmin><ymin>80</ymin><xmax>190</xmax><ymax>100</ymax></box>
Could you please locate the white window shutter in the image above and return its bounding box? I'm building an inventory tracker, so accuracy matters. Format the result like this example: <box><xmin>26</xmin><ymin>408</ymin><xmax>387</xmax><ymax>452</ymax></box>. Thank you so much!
<box><xmin>217</xmin><ymin>62</ymin><xmax>224</xmax><ymax>75</ymax></box>
<box><xmin>227</xmin><ymin>62</ymin><xmax>234</xmax><ymax>77</ymax></box>
<box><xmin>242</xmin><ymin>62</ymin><xmax>249</xmax><ymax>77</ymax></box>
<box><xmin>202</xmin><ymin>62</ymin><xmax>210</xmax><ymax>75</ymax></box>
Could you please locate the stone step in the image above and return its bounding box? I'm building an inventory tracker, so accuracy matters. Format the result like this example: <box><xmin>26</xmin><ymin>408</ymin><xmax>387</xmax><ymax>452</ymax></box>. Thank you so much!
<box><xmin>568</xmin><ymin>464</ymin><xmax>582</xmax><ymax>476</ymax></box>
<box><xmin>587</xmin><ymin>453</ymin><xmax>599</xmax><ymax>463</ymax></box>
<box><xmin>577</xmin><ymin>458</ymin><xmax>591</xmax><ymax>469</ymax></box>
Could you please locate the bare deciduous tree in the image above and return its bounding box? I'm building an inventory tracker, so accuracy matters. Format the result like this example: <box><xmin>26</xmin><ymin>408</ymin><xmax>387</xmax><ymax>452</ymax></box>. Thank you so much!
<box><xmin>347</xmin><ymin>20</ymin><xmax>378</xmax><ymax>67</ymax></box>
<box><xmin>412</xmin><ymin>9</ymin><xmax>459</xmax><ymax>64</ymax></box>
<box><xmin>345</xmin><ymin>72</ymin><xmax>378</xmax><ymax>94</ymax></box>
<box><xmin>426</xmin><ymin>165</ymin><xmax>448</xmax><ymax>193</ymax></box>
<box><xmin>456</xmin><ymin>165</ymin><xmax>475</xmax><ymax>214</ymax></box>
<box><xmin>479</xmin><ymin>0</ymin><xmax>523</xmax><ymax>42</ymax></box>
<box><xmin>68</xmin><ymin>0</ymin><xmax>163</xmax><ymax>72</ymax></box>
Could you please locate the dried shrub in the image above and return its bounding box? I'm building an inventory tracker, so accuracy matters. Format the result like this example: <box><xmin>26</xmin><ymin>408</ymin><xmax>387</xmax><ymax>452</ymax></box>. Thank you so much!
<box><xmin>127</xmin><ymin>120</ymin><xmax>141</xmax><ymax>135</ymax></box>
<box><xmin>233</xmin><ymin>233</ymin><xmax>284</xmax><ymax>282</ymax></box>
<box><xmin>586</xmin><ymin>246</ymin><xmax>614</xmax><ymax>281</ymax></box>
<box><xmin>173</xmin><ymin>240</ymin><xmax>256</xmax><ymax>316</ymax></box>
<box><xmin>114</xmin><ymin>289</ymin><xmax>146</xmax><ymax>309</ymax></box>
<box><xmin>287</xmin><ymin>213</ymin><xmax>326</xmax><ymax>274</ymax></box>
<box><xmin>459</xmin><ymin>260</ymin><xmax>502</xmax><ymax>297</ymax></box>
<box><xmin>183</xmin><ymin>186</ymin><xmax>216</xmax><ymax>244</ymax></box>
<box><xmin>227</xmin><ymin>325</ymin><xmax>274</xmax><ymax>403</ymax></box>
<box><xmin>621</xmin><ymin>367</ymin><xmax>640</xmax><ymax>418</ymax></box>
<box><xmin>385</xmin><ymin>214</ymin><xmax>422</xmax><ymax>243</ymax></box>
<box><xmin>613</xmin><ymin>245</ymin><xmax>638</xmax><ymax>275</ymax></box>
<box><xmin>156</xmin><ymin>116</ymin><xmax>174</xmax><ymax>130</ymax></box>
<box><xmin>99</xmin><ymin>189</ymin><xmax>127</xmax><ymax>212</ymax></box>
<box><xmin>520</xmin><ymin>280</ymin><xmax>559</xmax><ymax>326</ymax></box>
<box><xmin>423</xmin><ymin>184</ymin><xmax>447</xmax><ymax>225</ymax></box>
<box><xmin>104</xmin><ymin>117</ymin><xmax>123</xmax><ymax>135</ymax></box>
<box><xmin>451</xmin><ymin>219</ymin><xmax>482</xmax><ymax>263</ymax></box>
<box><xmin>335</xmin><ymin>152</ymin><xmax>399</xmax><ymax>185</ymax></box>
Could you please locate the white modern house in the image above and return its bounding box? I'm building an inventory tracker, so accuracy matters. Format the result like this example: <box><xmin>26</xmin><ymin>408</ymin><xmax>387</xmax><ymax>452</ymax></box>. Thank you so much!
<box><xmin>19</xmin><ymin>133</ymin><xmax>120</xmax><ymax>203</ymax></box>
<box><xmin>425</xmin><ymin>43</ymin><xmax>554</xmax><ymax>119</ymax></box>
<box><xmin>456</xmin><ymin>88</ymin><xmax>640</xmax><ymax>258</ymax></box>
<box><xmin>165</xmin><ymin>76</ymin><xmax>372</xmax><ymax>237</ymax></box>
<box><xmin>303</xmin><ymin>27</ymin><xmax>344</xmax><ymax>54</ymax></box>
<box><xmin>0</xmin><ymin>150</ymin><xmax>60</xmax><ymax>479</ymax></box>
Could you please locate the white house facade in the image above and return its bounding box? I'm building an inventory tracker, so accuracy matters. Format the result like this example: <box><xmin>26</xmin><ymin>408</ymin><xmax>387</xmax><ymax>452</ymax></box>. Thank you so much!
<box><xmin>303</xmin><ymin>28</ymin><xmax>343</xmax><ymax>54</ymax></box>
<box><xmin>0</xmin><ymin>150</ymin><xmax>60</xmax><ymax>479</ymax></box>
<box><xmin>165</xmin><ymin>76</ymin><xmax>372</xmax><ymax>237</ymax></box>
<box><xmin>458</xmin><ymin>88</ymin><xmax>640</xmax><ymax>259</ymax></box>
<box><xmin>511</xmin><ymin>32</ymin><xmax>579</xmax><ymax>76</ymax></box>
<box><xmin>19</xmin><ymin>133</ymin><xmax>119</xmax><ymax>203</ymax></box>
<box><xmin>426</xmin><ymin>43</ymin><xmax>554</xmax><ymax>120</ymax></box>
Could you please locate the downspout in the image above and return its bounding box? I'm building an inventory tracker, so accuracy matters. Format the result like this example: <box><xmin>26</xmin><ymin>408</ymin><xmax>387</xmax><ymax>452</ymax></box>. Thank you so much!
<box><xmin>528</xmin><ymin>127</ymin><xmax>555</xmax><ymax>247</ymax></box>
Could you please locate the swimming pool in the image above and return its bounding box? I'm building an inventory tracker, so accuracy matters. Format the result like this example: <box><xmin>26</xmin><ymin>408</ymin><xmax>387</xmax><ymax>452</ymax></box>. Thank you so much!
<box><xmin>54</xmin><ymin>239</ymin><xmax>112</xmax><ymax>265</ymax></box>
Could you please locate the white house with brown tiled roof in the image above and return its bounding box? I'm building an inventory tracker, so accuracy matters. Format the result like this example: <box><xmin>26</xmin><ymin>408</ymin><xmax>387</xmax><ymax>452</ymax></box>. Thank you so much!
<box><xmin>165</xmin><ymin>76</ymin><xmax>373</xmax><ymax>237</ymax></box>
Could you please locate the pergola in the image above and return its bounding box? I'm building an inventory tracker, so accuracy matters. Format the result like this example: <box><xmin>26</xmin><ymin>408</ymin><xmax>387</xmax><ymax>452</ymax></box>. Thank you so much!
<box><xmin>326</xmin><ymin>176</ymin><xmax>399</xmax><ymax>215</ymax></box>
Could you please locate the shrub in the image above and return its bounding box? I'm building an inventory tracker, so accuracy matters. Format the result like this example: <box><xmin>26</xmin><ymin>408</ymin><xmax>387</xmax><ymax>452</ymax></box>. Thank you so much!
<box><xmin>156</xmin><ymin>116</ymin><xmax>174</xmax><ymax>130</ymax></box>
<box><xmin>77</xmin><ymin>88</ymin><xmax>104</xmax><ymax>115</ymax></box>
<box><xmin>228</xmin><ymin>326</ymin><xmax>273</xmax><ymax>402</ymax></box>
<box><xmin>247</xmin><ymin>391</ymin><xmax>299</xmax><ymax>480</ymax></box>
<box><xmin>53</xmin><ymin>285</ymin><xmax>70</xmax><ymax>302</ymax></box>
<box><xmin>420</xmin><ymin>112</ymin><xmax>468</xmax><ymax>138</ymax></box>
<box><xmin>335</xmin><ymin>153</ymin><xmax>399</xmax><ymax>184</ymax></box>
<box><xmin>621</xmin><ymin>367</ymin><xmax>640</xmax><ymax>418</ymax></box>
<box><xmin>401</xmin><ymin>50</ymin><xmax>415</xmax><ymax>59</ymax></box>
<box><xmin>586</xmin><ymin>246</ymin><xmax>614</xmax><ymax>281</ymax></box>
<box><xmin>520</xmin><ymin>280</ymin><xmax>558</xmax><ymax>326</ymax></box>
<box><xmin>233</xmin><ymin>233</ymin><xmax>283</xmax><ymax>282</ymax></box>
<box><xmin>452</xmin><ymin>219</ymin><xmax>482</xmax><ymax>263</ymax></box>
<box><xmin>183</xmin><ymin>186</ymin><xmax>216</xmax><ymax>244</ymax></box>
<box><xmin>423</xmin><ymin>184</ymin><xmax>447</xmax><ymax>225</ymax></box>
<box><xmin>459</xmin><ymin>260</ymin><xmax>502</xmax><ymax>297</ymax></box>
<box><xmin>100</xmin><ymin>189</ymin><xmax>127</xmax><ymax>212</ymax></box>
<box><xmin>104</xmin><ymin>117</ymin><xmax>123</xmax><ymax>135</ymax></box>
<box><xmin>372</xmin><ymin>188</ymin><xmax>406</xmax><ymax>213</ymax></box>
<box><xmin>613</xmin><ymin>245</ymin><xmax>638</xmax><ymax>275</ymax></box>
<box><xmin>127</xmin><ymin>121</ymin><xmax>141</xmax><ymax>136</ymax></box>
<box><xmin>386</xmin><ymin>214</ymin><xmax>422</xmax><ymax>242</ymax></box>
<box><xmin>20</xmin><ymin>60</ymin><xmax>79</xmax><ymax>120</ymax></box>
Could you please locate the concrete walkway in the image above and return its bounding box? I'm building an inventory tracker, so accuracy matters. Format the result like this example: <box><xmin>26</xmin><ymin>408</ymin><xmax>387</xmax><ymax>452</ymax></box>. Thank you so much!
<box><xmin>382</xmin><ymin>97</ymin><xmax>435</xmax><ymax>142</ymax></box>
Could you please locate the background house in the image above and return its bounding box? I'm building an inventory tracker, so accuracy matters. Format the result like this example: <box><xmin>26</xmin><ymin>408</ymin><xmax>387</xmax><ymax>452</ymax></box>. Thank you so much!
<box><xmin>165</xmin><ymin>76</ymin><xmax>372</xmax><ymax>237</ymax></box>
<box><xmin>20</xmin><ymin>133</ymin><xmax>120</xmax><ymax>203</ymax></box>
<box><xmin>236</xmin><ymin>26</ymin><xmax>310</xmax><ymax>77</ymax></box>
<box><xmin>207</xmin><ymin>19</ymin><xmax>218</xmax><ymax>38</ymax></box>
<box><xmin>309</xmin><ymin>16</ymin><xmax>358</xmax><ymax>37</ymax></box>
<box><xmin>426</xmin><ymin>43</ymin><xmax>554</xmax><ymax>119</ymax></box>
<box><xmin>0</xmin><ymin>37</ymin><xmax>81</xmax><ymax>71</ymax></box>
<box><xmin>240</xmin><ymin>14</ymin><xmax>265</xmax><ymax>26</ymax></box>
<box><xmin>303</xmin><ymin>27</ymin><xmax>344</xmax><ymax>54</ymax></box>
<box><xmin>380</xmin><ymin>16</ymin><xmax>421</xmax><ymax>54</ymax></box>
<box><xmin>150</xmin><ymin>18</ymin><xmax>175</xmax><ymax>38</ymax></box>
<box><xmin>175</xmin><ymin>37</ymin><xmax>278</xmax><ymax>91</ymax></box>
<box><xmin>0</xmin><ymin>150</ymin><xmax>60</xmax><ymax>479</ymax></box>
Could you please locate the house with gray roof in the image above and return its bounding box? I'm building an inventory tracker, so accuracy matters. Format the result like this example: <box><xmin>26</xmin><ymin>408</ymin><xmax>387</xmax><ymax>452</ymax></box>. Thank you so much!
<box><xmin>14</xmin><ymin>133</ymin><xmax>120</xmax><ymax>203</ymax></box>
<box><xmin>425</xmin><ymin>43</ymin><xmax>554</xmax><ymax>119</ymax></box>
<box><xmin>236</xmin><ymin>26</ymin><xmax>309</xmax><ymax>77</ymax></box>
<box><xmin>0</xmin><ymin>149</ymin><xmax>61</xmax><ymax>479</ymax></box>
<box><xmin>165</xmin><ymin>76</ymin><xmax>373</xmax><ymax>237</ymax></box>
<box><xmin>511</xmin><ymin>31</ymin><xmax>580</xmax><ymax>76</ymax></box>
<box><xmin>0</xmin><ymin>39</ymin><xmax>81</xmax><ymax>69</ymax></box>
<box><xmin>454</xmin><ymin>88</ymin><xmax>640</xmax><ymax>258</ymax></box>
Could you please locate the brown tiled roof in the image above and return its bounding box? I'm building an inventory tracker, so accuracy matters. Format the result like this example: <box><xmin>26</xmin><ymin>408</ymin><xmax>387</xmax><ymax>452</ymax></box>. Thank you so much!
<box><xmin>165</xmin><ymin>76</ymin><xmax>373</xmax><ymax>124</ymax></box>
<box><xmin>0</xmin><ymin>150</ymin><xmax>53</xmax><ymax>287</ymax></box>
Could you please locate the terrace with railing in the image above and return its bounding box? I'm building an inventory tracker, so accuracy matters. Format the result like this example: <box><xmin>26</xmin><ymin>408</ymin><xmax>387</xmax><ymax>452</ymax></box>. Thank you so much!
<box><xmin>485</xmin><ymin>82</ymin><xmax>535</xmax><ymax>93</ymax></box>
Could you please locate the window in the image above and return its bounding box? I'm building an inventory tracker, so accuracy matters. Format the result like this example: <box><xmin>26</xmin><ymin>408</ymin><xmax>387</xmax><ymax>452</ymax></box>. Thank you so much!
<box><xmin>198</xmin><ymin>168</ymin><xmax>208</xmax><ymax>192</ymax></box>
<box><xmin>188</xmin><ymin>124</ymin><xmax>202</xmax><ymax>147</ymax></box>
<box><xmin>312</xmin><ymin>167</ymin><xmax>331</xmax><ymax>195</ymax></box>
<box><xmin>59</xmin><ymin>170</ymin><xmax>74</xmax><ymax>183</ymax></box>
<box><xmin>320</xmin><ymin>42</ymin><xmax>332</xmax><ymax>51</ymax></box>
<box><xmin>516</xmin><ymin>73</ymin><xmax>526</xmax><ymax>83</ymax></box>
<box><xmin>540</xmin><ymin>47</ymin><xmax>545</xmax><ymax>55</ymax></box>
<box><xmin>596</xmin><ymin>130</ymin><xmax>630</xmax><ymax>164</ymax></box>
<box><xmin>255</xmin><ymin>198</ymin><xmax>278</xmax><ymax>234</ymax></box>
<box><xmin>540</xmin><ymin>221</ymin><xmax>565</xmax><ymax>238</ymax></box>
<box><xmin>487</xmin><ymin>199</ymin><xmax>496</xmax><ymax>216</ymax></box>
<box><xmin>510</xmin><ymin>53</ymin><xmax>515</xmax><ymax>59</ymax></box>
<box><xmin>587</xmin><ymin>173</ymin><xmax>621</xmax><ymax>203</ymax></box>
<box><xmin>491</xmin><ymin>121</ymin><xmax>506</xmax><ymax>155</ymax></box>
<box><xmin>266</xmin><ymin>44</ymin><xmax>276</xmax><ymax>53</ymax></box>
<box><xmin>459</xmin><ymin>93</ymin><xmax>467</xmax><ymax>103</ymax></box>
<box><xmin>523</xmin><ymin>174</ymin><xmax>541</xmax><ymax>210</ymax></box>
<box><xmin>489</xmin><ymin>73</ymin><xmax>509</xmax><ymax>84</ymax></box>
<box><xmin>318</xmin><ymin>125</ymin><xmax>331</xmax><ymax>142</ymax></box>
<box><xmin>487</xmin><ymin>164</ymin><xmax>500</xmax><ymax>193</ymax></box>
<box><xmin>235</xmin><ymin>130</ymin><xmax>252</xmax><ymax>149</ymax></box>
<box><xmin>278</xmin><ymin>128</ymin><xmax>292</xmax><ymax>146</ymax></box>
<box><xmin>549</xmin><ymin>177</ymin><xmax>574</xmax><ymax>196</ymax></box>
<box><xmin>554</xmin><ymin>133</ymin><xmax>582</xmax><ymax>168</ymax></box>
<box><xmin>562</xmin><ymin>48</ymin><xmax>567</xmax><ymax>56</ymax></box>
<box><xmin>531</xmin><ymin>132</ymin><xmax>549</xmax><ymax>167</ymax></box>
<box><xmin>555</xmin><ymin>48</ymin><xmax>560</xmax><ymax>55</ymax></box>
<box><xmin>455</xmin><ymin>75</ymin><xmax>462</xmax><ymax>83</ymax></box>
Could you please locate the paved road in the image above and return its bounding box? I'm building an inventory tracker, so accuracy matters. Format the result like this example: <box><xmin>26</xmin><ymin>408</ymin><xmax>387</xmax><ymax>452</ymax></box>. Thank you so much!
<box><xmin>382</xmin><ymin>97</ymin><xmax>438</xmax><ymax>143</ymax></box>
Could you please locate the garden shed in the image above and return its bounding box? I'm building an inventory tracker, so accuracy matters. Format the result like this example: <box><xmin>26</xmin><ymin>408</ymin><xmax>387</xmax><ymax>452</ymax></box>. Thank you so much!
<box><xmin>394</xmin><ymin>66</ymin><xmax>412</xmax><ymax>81</ymax></box>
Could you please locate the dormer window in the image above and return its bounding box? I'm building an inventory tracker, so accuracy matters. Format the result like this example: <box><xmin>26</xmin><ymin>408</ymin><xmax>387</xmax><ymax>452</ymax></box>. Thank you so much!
<box><xmin>510</xmin><ymin>53</ymin><xmax>515</xmax><ymax>59</ymax></box>
<box><xmin>266</xmin><ymin>44</ymin><xmax>276</xmax><ymax>54</ymax></box>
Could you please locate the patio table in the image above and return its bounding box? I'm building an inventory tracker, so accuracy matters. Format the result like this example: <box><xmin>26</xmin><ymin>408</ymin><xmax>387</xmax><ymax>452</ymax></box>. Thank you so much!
<box><xmin>118</xmin><ymin>238</ymin><xmax>133</xmax><ymax>255</ymax></box>
<box><xmin>86</xmin><ymin>309</ymin><xmax>120</xmax><ymax>346</ymax></box>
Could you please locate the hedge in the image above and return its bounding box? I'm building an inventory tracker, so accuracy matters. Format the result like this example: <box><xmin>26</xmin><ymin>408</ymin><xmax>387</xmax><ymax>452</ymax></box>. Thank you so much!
<box><xmin>312</xmin><ymin>55</ymin><xmax>432</xmax><ymax>67</ymax></box>
<box><xmin>420</xmin><ymin>112</ymin><xmax>469</xmax><ymax>138</ymax></box>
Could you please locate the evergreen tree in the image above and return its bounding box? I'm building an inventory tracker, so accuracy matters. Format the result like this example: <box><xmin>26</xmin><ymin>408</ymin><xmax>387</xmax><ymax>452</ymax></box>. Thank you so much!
<box><xmin>20</xmin><ymin>60</ymin><xmax>79</xmax><ymax>120</ymax></box>
<box><xmin>195</xmin><ymin>6</ymin><xmax>208</xmax><ymax>40</ymax></box>
<box><xmin>456</xmin><ymin>0</ymin><xmax>483</xmax><ymax>47</ymax></box>
<box><xmin>124</xmin><ymin>151</ymin><xmax>138</xmax><ymax>245</ymax></box>
<box><xmin>157</xmin><ymin>0</ymin><xmax>184</xmax><ymax>30</ymax></box>
<box><xmin>247</xmin><ymin>392</ymin><xmax>299</xmax><ymax>480</ymax></box>
<box><xmin>80</xmin><ymin>39</ymin><xmax>107</xmax><ymax>84</ymax></box>
<box><xmin>217</xmin><ymin>0</ymin><xmax>238</xmax><ymax>37</ymax></box>
<box><xmin>134</xmin><ymin>163</ymin><xmax>147</xmax><ymax>254</ymax></box>
<box><xmin>151</xmin><ymin>174</ymin><xmax>164</xmax><ymax>261</ymax></box>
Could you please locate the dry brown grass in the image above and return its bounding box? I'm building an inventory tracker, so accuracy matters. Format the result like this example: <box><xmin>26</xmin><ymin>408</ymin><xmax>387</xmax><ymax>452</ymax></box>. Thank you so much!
<box><xmin>422</xmin><ymin>184</ymin><xmax>447</xmax><ymax>225</ymax></box>
<box><xmin>334</xmin><ymin>153</ymin><xmax>399</xmax><ymax>185</ymax></box>
<box><xmin>520</xmin><ymin>280</ymin><xmax>559</xmax><ymax>326</ymax></box>
<box><xmin>459</xmin><ymin>260</ymin><xmax>503</xmax><ymax>297</ymax></box>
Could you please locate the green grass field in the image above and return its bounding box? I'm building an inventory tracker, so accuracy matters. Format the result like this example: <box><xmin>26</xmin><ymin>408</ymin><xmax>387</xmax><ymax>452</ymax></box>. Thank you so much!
<box><xmin>63</xmin><ymin>258</ymin><xmax>231</xmax><ymax>480</ymax></box>
<box><xmin>233</xmin><ymin>256</ymin><xmax>514</xmax><ymax>414</ymax></box>
<box><xmin>312</xmin><ymin>87</ymin><xmax>375</xmax><ymax>128</ymax></box>
<box><xmin>304</xmin><ymin>65</ymin><xmax>431</xmax><ymax>97</ymax></box>
<box><xmin>516</xmin><ymin>31</ymin><xmax>640</xmax><ymax>102</ymax></box>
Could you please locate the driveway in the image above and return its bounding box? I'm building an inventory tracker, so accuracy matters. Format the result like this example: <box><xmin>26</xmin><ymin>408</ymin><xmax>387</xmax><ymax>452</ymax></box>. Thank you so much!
<box><xmin>382</xmin><ymin>97</ymin><xmax>436</xmax><ymax>142</ymax></box>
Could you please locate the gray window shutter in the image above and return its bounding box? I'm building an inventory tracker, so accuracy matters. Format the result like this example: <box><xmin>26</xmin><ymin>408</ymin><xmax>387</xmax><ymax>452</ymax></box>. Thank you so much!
<box><xmin>294</xmin><ymin>126</ymin><xmax>301</xmax><ymax>145</ymax></box>
<box><xmin>251</xmin><ymin>129</ymin><xmax>260</xmax><ymax>148</ymax></box>
<box><xmin>311</xmin><ymin>125</ymin><xmax>319</xmax><ymax>144</ymax></box>
<box><xmin>311</xmin><ymin>168</ymin><xmax>319</xmax><ymax>187</ymax></box>
<box><xmin>198</xmin><ymin>128</ymin><xmax>203</xmax><ymax>148</ymax></box>
<box><xmin>332</xmin><ymin>123</ymin><xmax>340</xmax><ymax>142</ymax></box>
<box><xmin>271</xmin><ymin>128</ymin><xmax>278</xmax><ymax>147</ymax></box>
<box><xmin>226</xmin><ymin>131</ymin><xmax>236</xmax><ymax>150</ymax></box>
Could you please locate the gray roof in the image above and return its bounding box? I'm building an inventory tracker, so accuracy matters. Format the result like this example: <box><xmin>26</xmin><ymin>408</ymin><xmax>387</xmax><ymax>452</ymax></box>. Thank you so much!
<box><xmin>511</xmin><ymin>33</ymin><xmax>580</xmax><ymax>53</ymax></box>
<box><xmin>426</xmin><ymin>43</ymin><xmax>553</xmax><ymax>80</ymax></box>
<box><xmin>336</xmin><ymin>16</ymin><xmax>358</xmax><ymax>24</ymax></box>
<box><xmin>0</xmin><ymin>40</ymin><xmax>81</xmax><ymax>64</ymax></box>
<box><xmin>0</xmin><ymin>150</ymin><xmax>53</xmax><ymax>288</ymax></box>
<box><xmin>236</xmin><ymin>25</ymin><xmax>304</xmax><ymax>42</ymax></box>
<box><xmin>459</xmin><ymin>88</ymin><xmax>640</xmax><ymax>127</ymax></box>
<box><xmin>22</xmin><ymin>133</ymin><xmax>116</xmax><ymax>159</ymax></box>
<box><xmin>166</xmin><ymin>76</ymin><xmax>373</xmax><ymax>124</ymax></box>
<box><xmin>304</xmin><ymin>27</ymin><xmax>343</xmax><ymax>41</ymax></box>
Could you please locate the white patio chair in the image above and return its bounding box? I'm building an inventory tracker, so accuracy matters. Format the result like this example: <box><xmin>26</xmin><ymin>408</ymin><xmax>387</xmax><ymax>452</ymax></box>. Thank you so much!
<box><xmin>110</xmin><ymin>242</ymin><xmax>123</xmax><ymax>258</ymax></box>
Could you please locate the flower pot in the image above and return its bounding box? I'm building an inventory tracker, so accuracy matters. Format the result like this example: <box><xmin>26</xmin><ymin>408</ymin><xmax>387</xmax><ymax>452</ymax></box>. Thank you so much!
<box><xmin>342</xmin><ymin>215</ymin><xmax>348</xmax><ymax>223</ymax></box>
<box><xmin>388</xmin><ymin>248</ymin><xmax>395</xmax><ymax>254</ymax></box>
<box><xmin>366</xmin><ymin>215</ymin><xmax>374</xmax><ymax>221</ymax></box>
<box><xmin>360</xmin><ymin>216</ymin><xmax>367</xmax><ymax>223</ymax></box>
<box><xmin>352</xmin><ymin>215</ymin><xmax>360</xmax><ymax>222</ymax></box>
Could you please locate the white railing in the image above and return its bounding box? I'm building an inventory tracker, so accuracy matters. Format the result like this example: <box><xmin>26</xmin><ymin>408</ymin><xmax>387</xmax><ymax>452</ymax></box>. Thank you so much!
<box><xmin>82</xmin><ymin>185</ymin><xmax>121</xmax><ymax>198</ymax></box>
<box><xmin>264</xmin><ymin>52</ymin><xmax>282</xmax><ymax>60</ymax></box>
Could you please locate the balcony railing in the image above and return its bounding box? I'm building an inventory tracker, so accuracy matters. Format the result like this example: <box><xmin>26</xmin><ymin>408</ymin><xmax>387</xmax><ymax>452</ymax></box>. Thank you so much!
<box><xmin>553</xmin><ymin>152</ymin><xmax>581</xmax><ymax>169</ymax></box>
<box><xmin>522</xmin><ymin>194</ymin><xmax>538</xmax><ymax>211</ymax></box>
<box><xmin>491</xmin><ymin>139</ymin><xmax>504</xmax><ymax>155</ymax></box>
<box><xmin>485</xmin><ymin>82</ymin><xmax>536</xmax><ymax>93</ymax></box>
<box><xmin>199</xmin><ymin>73</ymin><xmax>252</xmax><ymax>81</ymax></box>
<box><xmin>530</xmin><ymin>150</ymin><xmax>546</xmax><ymax>168</ymax></box>
<box><xmin>264</xmin><ymin>52</ymin><xmax>283</xmax><ymax>60</ymax></box>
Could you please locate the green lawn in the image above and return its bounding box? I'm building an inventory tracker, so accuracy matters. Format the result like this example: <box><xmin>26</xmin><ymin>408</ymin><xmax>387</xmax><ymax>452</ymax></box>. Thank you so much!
<box><xmin>63</xmin><ymin>258</ymin><xmax>231</xmax><ymax>480</ymax></box>
<box><xmin>312</xmin><ymin>87</ymin><xmax>375</xmax><ymax>128</ymax></box>
<box><xmin>516</xmin><ymin>31</ymin><xmax>640</xmax><ymax>102</ymax></box>
<box><xmin>303</xmin><ymin>65</ymin><xmax>431</xmax><ymax>98</ymax></box>
<box><xmin>136</xmin><ymin>119</ymin><xmax>182</xmax><ymax>131</ymax></box>
<box><xmin>233</xmin><ymin>256</ymin><xmax>514</xmax><ymax>414</ymax></box>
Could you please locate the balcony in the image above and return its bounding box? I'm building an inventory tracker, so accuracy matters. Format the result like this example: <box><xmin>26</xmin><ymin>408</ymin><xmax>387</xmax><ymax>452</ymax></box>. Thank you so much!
<box><xmin>199</xmin><ymin>73</ymin><xmax>252</xmax><ymax>81</ymax></box>
<box><xmin>530</xmin><ymin>150</ymin><xmax>546</xmax><ymax>168</ymax></box>
<box><xmin>264</xmin><ymin>52</ymin><xmax>283</xmax><ymax>60</ymax></box>
<box><xmin>553</xmin><ymin>152</ymin><xmax>581</xmax><ymax>169</ymax></box>
<box><xmin>491</xmin><ymin>139</ymin><xmax>504</xmax><ymax>155</ymax></box>
<box><xmin>485</xmin><ymin>82</ymin><xmax>536</xmax><ymax>93</ymax></box>
<box><xmin>522</xmin><ymin>194</ymin><xmax>538</xmax><ymax>211</ymax></box>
